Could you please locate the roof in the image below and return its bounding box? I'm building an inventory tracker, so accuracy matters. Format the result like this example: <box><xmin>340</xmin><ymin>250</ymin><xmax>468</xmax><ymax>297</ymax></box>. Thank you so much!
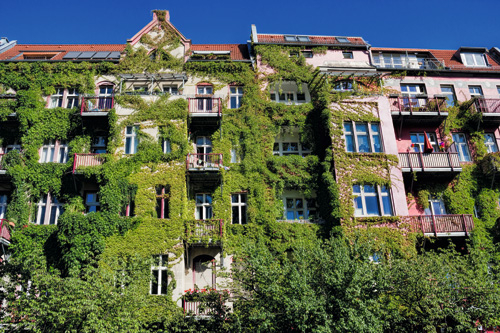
<box><xmin>371</xmin><ymin>47</ymin><xmax>430</xmax><ymax>52</ymax></box>
<box><xmin>0</xmin><ymin>44</ymin><xmax>126</xmax><ymax>61</ymax></box>
<box><xmin>190</xmin><ymin>44</ymin><xmax>250</xmax><ymax>61</ymax></box>
<box><xmin>255</xmin><ymin>34</ymin><xmax>368</xmax><ymax>47</ymax></box>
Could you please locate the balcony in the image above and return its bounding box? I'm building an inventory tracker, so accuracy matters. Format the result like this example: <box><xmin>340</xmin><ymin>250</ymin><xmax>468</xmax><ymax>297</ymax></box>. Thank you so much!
<box><xmin>405</xmin><ymin>214</ymin><xmax>473</xmax><ymax>237</ymax></box>
<box><xmin>398</xmin><ymin>149</ymin><xmax>461</xmax><ymax>173</ymax></box>
<box><xmin>187</xmin><ymin>97</ymin><xmax>221</xmax><ymax>116</ymax></box>
<box><xmin>474</xmin><ymin>98</ymin><xmax>500</xmax><ymax>121</ymax></box>
<box><xmin>80</xmin><ymin>96</ymin><xmax>114</xmax><ymax>115</ymax></box>
<box><xmin>276</xmin><ymin>218</ymin><xmax>325</xmax><ymax>224</ymax></box>
<box><xmin>375</xmin><ymin>57</ymin><xmax>445</xmax><ymax>70</ymax></box>
<box><xmin>183</xmin><ymin>300</ymin><xmax>211</xmax><ymax>316</ymax></box>
<box><xmin>186</xmin><ymin>154</ymin><xmax>223</xmax><ymax>172</ymax></box>
<box><xmin>72</xmin><ymin>154</ymin><xmax>104</xmax><ymax>174</ymax></box>
<box><xmin>185</xmin><ymin>219</ymin><xmax>224</xmax><ymax>245</ymax></box>
<box><xmin>390</xmin><ymin>96</ymin><xmax>448</xmax><ymax>117</ymax></box>
<box><xmin>0</xmin><ymin>219</ymin><xmax>12</xmax><ymax>244</ymax></box>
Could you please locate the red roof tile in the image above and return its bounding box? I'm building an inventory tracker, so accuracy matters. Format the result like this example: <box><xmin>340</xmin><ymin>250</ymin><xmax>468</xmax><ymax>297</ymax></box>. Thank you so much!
<box><xmin>190</xmin><ymin>44</ymin><xmax>250</xmax><ymax>61</ymax></box>
<box><xmin>256</xmin><ymin>34</ymin><xmax>367</xmax><ymax>46</ymax></box>
<box><xmin>0</xmin><ymin>44</ymin><xmax>126</xmax><ymax>61</ymax></box>
<box><xmin>371</xmin><ymin>47</ymin><xmax>430</xmax><ymax>52</ymax></box>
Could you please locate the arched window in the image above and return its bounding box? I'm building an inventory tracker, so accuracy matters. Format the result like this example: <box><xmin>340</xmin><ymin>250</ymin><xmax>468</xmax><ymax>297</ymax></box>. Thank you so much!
<box><xmin>193</xmin><ymin>255</ymin><xmax>215</xmax><ymax>288</ymax></box>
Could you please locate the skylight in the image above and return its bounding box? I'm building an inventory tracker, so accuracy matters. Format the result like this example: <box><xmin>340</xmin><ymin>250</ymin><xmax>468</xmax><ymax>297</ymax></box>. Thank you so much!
<box><xmin>284</xmin><ymin>35</ymin><xmax>310</xmax><ymax>42</ymax></box>
<box><xmin>297</xmin><ymin>36</ymin><xmax>310</xmax><ymax>42</ymax></box>
<box><xmin>336</xmin><ymin>37</ymin><xmax>350</xmax><ymax>44</ymax></box>
<box><xmin>284</xmin><ymin>35</ymin><xmax>296</xmax><ymax>42</ymax></box>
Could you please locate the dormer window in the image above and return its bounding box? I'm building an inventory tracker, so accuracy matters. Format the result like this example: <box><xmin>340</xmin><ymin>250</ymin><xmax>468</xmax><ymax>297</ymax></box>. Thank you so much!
<box><xmin>336</xmin><ymin>37</ymin><xmax>350</xmax><ymax>44</ymax></box>
<box><xmin>461</xmin><ymin>52</ymin><xmax>487</xmax><ymax>67</ymax></box>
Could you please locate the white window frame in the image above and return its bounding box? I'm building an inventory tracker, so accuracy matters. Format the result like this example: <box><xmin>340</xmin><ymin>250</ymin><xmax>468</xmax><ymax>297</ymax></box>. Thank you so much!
<box><xmin>125</xmin><ymin>126</ymin><xmax>139</xmax><ymax>155</ymax></box>
<box><xmin>353</xmin><ymin>185</ymin><xmax>393</xmax><ymax>217</ymax></box>
<box><xmin>0</xmin><ymin>194</ymin><xmax>7</xmax><ymax>220</ymax></box>
<box><xmin>273</xmin><ymin>142</ymin><xmax>310</xmax><ymax>156</ymax></box>
<box><xmin>162</xmin><ymin>85</ymin><xmax>179</xmax><ymax>95</ymax></box>
<box><xmin>282</xmin><ymin>192</ymin><xmax>318</xmax><ymax>221</ymax></box>
<box><xmin>484</xmin><ymin>133</ymin><xmax>498</xmax><ymax>153</ymax></box>
<box><xmin>197</xmin><ymin>85</ymin><xmax>213</xmax><ymax>95</ymax></box>
<box><xmin>410</xmin><ymin>132</ymin><xmax>438</xmax><ymax>153</ymax></box>
<box><xmin>461</xmin><ymin>52</ymin><xmax>487</xmax><ymax>67</ymax></box>
<box><xmin>342</xmin><ymin>51</ymin><xmax>353</xmax><ymax>59</ymax></box>
<box><xmin>196</xmin><ymin>136</ymin><xmax>212</xmax><ymax>155</ymax></box>
<box><xmin>150</xmin><ymin>254</ymin><xmax>169</xmax><ymax>295</ymax></box>
<box><xmin>469</xmin><ymin>85</ymin><xmax>484</xmax><ymax>97</ymax></box>
<box><xmin>4</xmin><ymin>144</ymin><xmax>21</xmax><ymax>153</ymax></box>
<box><xmin>85</xmin><ymin>192</ymin><xmax>100</xmax><ymax>213</ymax></box>
<box><xmin>424</xmin><ymin>195</ymin><xmax>447</xmax><ymax>215</ymax></box>
<box><xmin>452</xmin><ymin>133</ymin><xmax>471</xmax><ymax>162</ymax></box>
<box><xmin>49</xmin><ymin>88</ymin><xmax>64</xmax><ymax>108</ymax></box>
<box><xmin>195</xmin><ymin>193</ymin><xmax>213</xmax><ymax>220</ymax></box>
<box><xmin>440</xmin><ymin>85</ymin><xmax>456</xmax><ymax>107</ymax></box>
<box><xmin>230</xmin><ymin>86</ymin><xmax>243</xmax><ymax>109</ymax></box>
<box><xmin>269</xmin><ymin>82</ymin><xmax>308</xmax><ymax>105</ymax></box>
<box><xmin>39</xmin><ymin>140</ymin><xmax>69</xmax><ymax>163</ymax></box>
<box><xmin>231</xmin><ymin>193</ymin><xmax>247</xmax><ymax>224</ymax></box>
<box><xmin>66</xmin><ymin>88</ymin><xmax>79</xmax><ymax>109</ymax></box>
<box><xmin>36</xmin><ymin>193</ymin><xmax>63</xmax><ymax>225</ymax></box>
<box><xmin>343</xmin><ymin>122</ymin><xmax>383</xmax><ymax>153</ymax></box>
<box><xmin>162</xmin><ymin>139</ymin><xmax>171</xmax><ymax>153</ymax></box>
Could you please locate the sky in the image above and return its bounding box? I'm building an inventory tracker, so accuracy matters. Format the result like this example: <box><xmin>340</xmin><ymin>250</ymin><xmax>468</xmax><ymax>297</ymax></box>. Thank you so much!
<box><xmin>2</xmin><ymin>0</ymin><xmax>499</xmax><ymax>50</ymax></box>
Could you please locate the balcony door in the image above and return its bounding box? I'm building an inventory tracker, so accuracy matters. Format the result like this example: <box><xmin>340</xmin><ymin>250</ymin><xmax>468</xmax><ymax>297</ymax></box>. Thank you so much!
<box><xmin>401</xmin><ymin>84</ymin><xmax>427</xmax><ymax>108</ymax></box>
<box><xmin>424</xmin><ymin>195</ymin><xmax>447</xmax><ymax>216</ymax></box>
<box><xmin>410</xmin><ymin>133</ymin><xmax>438</xmax><ymax>152</ymax></box>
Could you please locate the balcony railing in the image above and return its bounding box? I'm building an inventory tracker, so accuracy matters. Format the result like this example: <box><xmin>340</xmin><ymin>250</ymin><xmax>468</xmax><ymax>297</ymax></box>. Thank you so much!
<box><xmin>0</xmin><ymin>219</ymin><xmax>12</xmax><ymax>243</ymax></box>
<box><xmin>405</xmin><ymin>214</ymin><xmax>474</xmax><ymax>237</ymax></box>
<box><xmin>80</xmin><ymin>96</ymin><xmax>114</xmax><ymax>114</ymax></box>
<box><xmin>276</xmin><ymin>218</ymin><xmax>325</xmax><ymax>224</ymax></box>
<box><xmin>187</xmin><ymin>97</ymin><xmax>221</xmax><ymax>115</ymax></box>
<box><xmin>399</xmin><ymin>145</ymin><xmax>461</xmax><ymax>172</ymax></box>
<box><xmin>390</xmin><ymin>96</ymin><xmax>447</xmax><ymax>115</ymax></box>
<box><xmin>186</xmin><ymin>153</ymin><xmax>223</xmax><ymax>171</ymax></box>
<box><xmin>182</xmin><ymin>300</ymin><xmax>212</xmax><ymax>316</ymax></box>
<box><xmin>186</xmin><ymin>219</ymin><xmax>224</xmax><ymax>243</ymax></box>
<box><xmin>375</xmin><ymin>58</ymin><xmax>445</xmax><ymax>70</ymax></box>
<box><xmin>474</xmin><ymin>98</ymin><xmax>500</xmax><ymax>114</ymax></box>
<box><xmin>72</xmin><ymin>154</ymin><xmax>104</xmax><ymax>173</ymax></box>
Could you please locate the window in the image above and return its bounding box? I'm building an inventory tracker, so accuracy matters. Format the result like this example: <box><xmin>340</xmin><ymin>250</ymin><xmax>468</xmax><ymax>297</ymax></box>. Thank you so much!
<box><xmin>333</xmin><ymin>81</ymin><xmax>353</xmax><ymax>92</ymax></box>
<box><xmin>156</xmin><ymin>186</ymin><xmax>170</xmax><ymax>219</ymax></box>
<box><xmin>452</xmin><ymin>133</ymin><xmax>471</xmax><ymax>162</ymax></box>
<box><xmin>36</xmin><ymin>193</ymin><xmax>63</xmax><ymax>225</ymax></box>
<box><xmin>230</xmin><ymin>148</ymin><xmax>239</xmax><ymax>163</ymax></box>
<box><xmin>461</xmin><ymin>52</ymin><xmax>487</xmax><ymax>67</ymax></box>
<box><xmin>195</xmin><ymin>193</ymin><xmax>213</xmax><ymax>220</ymax></box>
<box><xmin>196</xmin><ymin>136</ymin><xmax>212</xmax><ymax>155</ymax></box>
<box><xmin>0</xmin><ymin>194</ymin><xmax>7</xmax><ymax>220</ymax></box>
<box><xmin>125</xmin><ymin>126</ymin><xmax>139</xmax><ymax>155</ymax></box>
<box><xmin>150</xmin><ymin>255</ymin><xmax>168</xmax><ymax>295</ymax></box>
<box><xmin>424</xmin><ymin>195</ymin><xmax>447</xmax><ymax>215</ymax></box>
<box><xmin>133</xmin><ymin>85</ymin><xmax>149</xmax><ymax>95</ymax></box>
<box><xmin>39</xmin><ymin>140</ymin><xmax>68</xmax><ymax>163</ymax></box>
<box><xmin>353</xmin><ymin>185</ymin><xmax>393</xmax><ymax>217</ymax></box>
<box><xmin>440</xmin><ymin>85</ymin><xmax>456</xmax><ymax>107</ymax></box>
<box><xmin>269</xmin><ymin>82</ymin><xmax>309</xmax><ymax>105</ymax></box>
<box><xmin>336</xmin><ymin>37</ymin><xmax>350</xmax><ymax>43</ymax></box>
<box><xmin>497</xmin><ymin>86</ymin><xmax>500</xmax><ymax>96</ymax></box>
<box><xmin>469</xmin><ymin>85</ymin><xmax>483</xmax><ymax>97</ymax></box>
<box><xmin>163</xmin><ymin>85</ymin><xmax>179</xmax><ymax>95</ymax></box>
<box><xmin>91</xmin><ymin>136</ymin><xmax>107</xmax><ymax>154</ymax></box>
<box><xmin>230</xmin><ymin>86</ymin><xmax>243</xmax><ymax>109</ymax></box>
<box><xmin>85</xmin><ymin>192</ymin><xmax>100</xmax><ymax>213</ymax></box>
<box><xmin>283</xmin><ymin>194</ymin><xmax>317</xmax><ymax>220</ymax></box>
<box><xmin>273</xmin><ymin>142</ymin><xmax>310</xmax><ymax>156</ymax></box>
<box><xmin>197</xmin><ymin>85</ymin><xmax>213</xmax><ymax>95</ymax></box>
<box><xmin>301</xmin><ymin>50</ymin><xmax>313</xmax><ymax>58</ymax></box>
<box><xmin>342</xmin><ymin>51</ymin><xmax>353</xmax><ymax>59</ymax></box>
<box><xmin>49</xmin><ymin>88</ymin><xmax>64</xmax><ymax>108</ymax></box>
<box><xmin>410</xmin><ymin>133</ymin><xmax>438</xmax><ymax>153</ymax></box>
<box><xmin>231</xmin><ymin>193</ymin><xmax>247</xmax><ymax>224</ymax></box>
<box><xmin>297</xmin><ymin>36</ymin><xmax>310</xmax><ymax>42</ymax></box>
<box><xmin>484</xmin><ymin>133</ymin><xmax>498</xmax><ymax>153</ymax></box>
<box><xmin>344</xmin><ymin>122</ymin><xmax>382</xmax><ymax>153</ymax></box>
<box><xmin>4</xmin><ymin>144</ymin><xmax>21</xmax><ymax>153</ymax></box>
<box><xmin>284</xmin><ymin>35</ymin><xmax>310</xmax><ymax>42</ymax></box>
<box><xmin>162</xmin><ymin>139</ymin><xmax>171</xmax><ymax>153</ymax></box>
<box><xmin>380</xmin><ymin>53</ymin><xmax>403</xmax><ymax>68</ymax></box>
<box><xmin>401</xmin><ymin>84</ymin><xmax>426</xmax><ymax>96</ymax></box>
<box><xmin>66</xmin><ymin>88</ymin><xmax>79</xmax><ymax>108</ymax></box>
<box><xmin>98</xmin><ymin>85</ymin><xmax>114</xmax><ymax>110</ymax></box>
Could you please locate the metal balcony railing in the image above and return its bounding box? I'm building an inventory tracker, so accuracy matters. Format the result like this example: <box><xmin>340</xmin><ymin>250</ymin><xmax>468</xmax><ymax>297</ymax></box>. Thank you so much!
<box><xmin>398</xmin><ymin>152</ymin><xmax>461</xmax><ymax>171</ymax></box>
<box><xmin>375</xmin><ymin>58</ymin><xmax>445</xmax><ymax>70</ymax></box>
<box><xmin>72</xmin><ymin>154</ymin><xmax>104</xmax><ymax>173</ymax></box>
<box><xmin>406</xmin><ymin>214</ymin><xmax>474</xmax><ymax>237</ymax></box>
<box><xmin>187</xmin><ymin>219</ymin><xmax>224</xmax><ymax>239</ymax></box>
<box><xmin>186</xmin><ymin>153</ymin><xmax>223</xmax><ymax>171</ymax></box>
<box><xmin>390</xmin><ymin>96</ymin><xmax>447</xmax><ymax>114</ymax></box>
<box><xmin>0</xmin><ymin>219</ymin><xmax>11</xmax><ymax>243</ymax></box>
<box><xmin>80</xmin><ymin>96</ymin><xmax>114</xmax><ymax>114</ymax></box>
<box><xmin>187</xmin><ymin>97</ymin><xmax>221</xmax><ymax>115</ymax></box>
<box><xmin>474</xmin><ymin>98</ymin><xmax>500</xmax><ymax>114</ymax></box>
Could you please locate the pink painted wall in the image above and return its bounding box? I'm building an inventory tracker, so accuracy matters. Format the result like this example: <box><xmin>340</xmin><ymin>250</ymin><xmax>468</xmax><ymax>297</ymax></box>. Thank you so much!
<box><xmin>395</xmin><ymin>126</ymin><xmax>443</xmax><ymax>153</ymax></box>
<box><xmin>305</xmin><ymin>49</ymin><xmax>371</xmax><ymax>68</ymax></box>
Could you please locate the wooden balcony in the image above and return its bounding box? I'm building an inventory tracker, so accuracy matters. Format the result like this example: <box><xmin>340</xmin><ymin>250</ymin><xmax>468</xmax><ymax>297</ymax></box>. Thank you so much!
<box><xmin>72</xmin><ymin>154</ymin><xmax>104</xmax><ymax>174</ymax></box>
<box><xmin>398</xmin><ymin>151</ymin><xmax>461</xmax><ymax>172</ymax></box>
<box><xmin>187</xmin><ymin>97</ymin><xmax>221</xmax><ymax>116</ymax></box>
<box><xmin>405</xmin><ymin>214</ymin><xmax>473</xmax><ymax>237</ymax></box>
<box><xmin>390</xmin><ymin>96</ymin><xmax>448</xmax><ymax>117</ymax></box>
<box><xmin>185</xmin><ymin>219</ymin><xmax>224</xmax><ymax>245</ymax></box>
<box><xmin>474</xmin><ymin>98</ymin><xmax>500</xmax><ymax>121</ymax></box>
<box><xmin>186</xmin><ymin>153</ymin><xmax>223</xmax><ymax>172</ymax></box>
<box><xmin>0</xmin><ymin>219</ymin><xmax>12</xmax><ymax>244</ymax></box>
<box><xmin>80</xmin><ymin>96</ymin><xmax>114</xmax><ymax>115</ymax></box>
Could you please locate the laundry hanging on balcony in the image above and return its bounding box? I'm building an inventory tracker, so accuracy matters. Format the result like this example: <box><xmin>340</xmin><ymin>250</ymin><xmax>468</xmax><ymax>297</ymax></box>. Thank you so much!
<box><xmin>423</xmin><ymin>131</ymin><xmax>434</xmax><ymax>153</ymax></box>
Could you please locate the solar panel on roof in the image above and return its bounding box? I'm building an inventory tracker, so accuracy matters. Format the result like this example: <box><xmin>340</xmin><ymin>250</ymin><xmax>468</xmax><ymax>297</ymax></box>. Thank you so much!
<box><xmin>108</xmin><ymin>51</ymin><xmax>121</xmax><ymax>59</ymax></box>
<box><xmin>77</xmin><ymin>52</ymin><xmax>96</xmax><ymax>59</ymax></box>
<box><xmin>93</xmin><ymin>51</ymin><xmax>111</xmax><ymax>59</ymax></box>
<box><xmin>63</xmin><ymin>51</ymin><xmax>82</xmax><ymax>59</ymax></box>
